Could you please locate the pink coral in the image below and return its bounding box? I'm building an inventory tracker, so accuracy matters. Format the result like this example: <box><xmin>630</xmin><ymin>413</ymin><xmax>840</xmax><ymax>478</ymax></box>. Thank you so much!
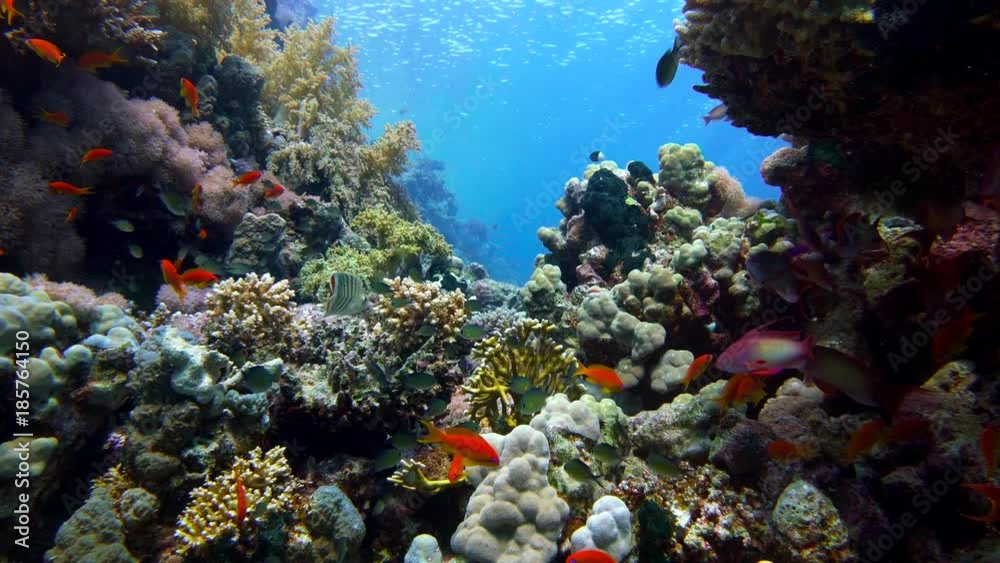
<box><xmin>155</xmin><ymin>284</ymin><xmax>212</xmax><ymax>315</ymax></box>
<box><xmin>27</xmin><ymin>275</ymin><xmax>130</xmax><ymax>317</ymax></box>
<box><xmin>199</xmin><ymin>165</ymin><xmax>252</xmax><ymax>234</ymax></box>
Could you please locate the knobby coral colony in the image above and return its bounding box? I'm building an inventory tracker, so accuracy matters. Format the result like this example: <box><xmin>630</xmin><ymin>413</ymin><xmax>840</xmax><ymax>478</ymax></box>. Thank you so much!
<box><xmin>1</xmin><ymin>1</ymin><xmax>999</xmax><ymax>562</ymax></box>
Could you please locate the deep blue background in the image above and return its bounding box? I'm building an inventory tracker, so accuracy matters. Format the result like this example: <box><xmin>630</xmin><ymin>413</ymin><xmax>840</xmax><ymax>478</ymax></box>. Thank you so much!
<box><xmin>319</xmin><ymin>0</ymin><xmax>783</xmax><ymax>283</ymax></box>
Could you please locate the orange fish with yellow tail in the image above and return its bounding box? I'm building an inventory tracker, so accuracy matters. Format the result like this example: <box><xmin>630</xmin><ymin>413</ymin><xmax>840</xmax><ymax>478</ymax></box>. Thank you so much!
<box><xmin>419</xmin><ymin>420</ymin><xmax>499</xmax><ymax>483</ymax></box>
<box><xmin>77</xmin><ymin>48</ymin><xmax>127</xmax><ymax>73</ymax></box>
<box><xmin>2</xmin><ymin>0</ymin><xmax>23</xmax><ymax>26</ymax></box>
<box><xmin>38</xmin><ymin>108</ymin><xmax>70</xmax><ymax>127</ymax></box>
<box><xmin>160</xmin><ymin>259</ymin><xmax>186</xmax><ymax>303</ymax></box>
<box><xmin>49</xmin><ymin>182</ymin><xmax>94</xmax><ymax>196</ymax></box>
<box><xmin>232</xmin><ymin>170</ymin><xmax>263</xmax><ymax>187</ymax></box>
<box><xmin>179</xmin><ymin>78</ymin><xmax>200</xmax><ymax>118</ymax></box>
<box><xmin>574</xmin><ymin>364</ymin><xmax>623</xmax><ymax>393</ymax></box>
<box><xmin>25</xmin><ymin>38</ymin><xmax>66</xmax><ymax>67</ymax></box>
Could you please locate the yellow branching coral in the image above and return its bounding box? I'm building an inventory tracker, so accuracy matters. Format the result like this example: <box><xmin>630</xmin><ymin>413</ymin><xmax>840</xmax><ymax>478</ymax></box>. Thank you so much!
<box><xmin>388</xmin><ymin>458</ymin><xmax>467</xmax><ymax>495</ymax></box>
<box><xmin>155</xmin><ymin>0</ymin><xmax>274</xmax><ymax>62</ymax></box>
<box><xmin>204</xmin><ymin>273</ymin><xmax>295</xmax><ymax>361</ymax></box>
<box><xmin>359</xmin><ymin>121</ymin><xmax>421</xmax><ymax>177</ymax></box>
<box><xmin>224</xmin><ymin>0</ymin><xmax>278</xmax><ymax>65</ymax></box>
<box><xmin>462</xmin><ymin>318</ymin><xmax>577</xmax><ymax>432</ymax></box>
<box><xmin>352</xmin><ymin>207</ymin><xmax>452</xmax><ymax>264</ymax></box>
<box><xmin>175</xmin><ymin>446</ymin><xmax>293</xmax><ymax>555</ymax></box>
<box><xmin>261</xmin><ymin>18</ymin><xmax>374</xmax><ymax>142</ymax></box>
<box><xmin>92</xmin><ymin>464</ymin><xmax>132</xmax><ymax>501</ymax></box>
<box><xmin>374</xmin><ymin>277</ymin><xmax>467</xmax><ymax>349</ymax></box>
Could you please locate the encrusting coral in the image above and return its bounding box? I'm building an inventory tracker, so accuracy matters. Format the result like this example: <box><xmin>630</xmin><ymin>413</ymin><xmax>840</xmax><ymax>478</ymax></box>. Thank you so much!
<box><xmin>462</xmin><ymin>318</ymin><xmax>577</xmax><ymax>431</ymax></box>
<box><xmin>174</xmin><ymin>446</ymin><xmax>294</xmax><ymax>555</ymax></box>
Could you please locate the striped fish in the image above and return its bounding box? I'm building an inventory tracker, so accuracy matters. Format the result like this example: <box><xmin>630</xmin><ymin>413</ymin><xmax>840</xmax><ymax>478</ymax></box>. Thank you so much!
<box><xmin>325</xmin><ymin>272</ymin><xmax>367</xmax><ymax>317</ymax></box>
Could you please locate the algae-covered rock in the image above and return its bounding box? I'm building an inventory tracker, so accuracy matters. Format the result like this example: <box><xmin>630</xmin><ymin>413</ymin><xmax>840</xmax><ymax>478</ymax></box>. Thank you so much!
<box><xmin>45</xmin><ymin>487</ymin><xmax>136</xmax><ymax>562</ymax></box>
<box><xmin>307</xmin><ymin>485</ymin><xmax>366</xmax><ymax>560</ymax></box>
<box><xmin>771</xmin><ymin>480</ymin><xmax>851</xmax><ymax>562</ymax></box>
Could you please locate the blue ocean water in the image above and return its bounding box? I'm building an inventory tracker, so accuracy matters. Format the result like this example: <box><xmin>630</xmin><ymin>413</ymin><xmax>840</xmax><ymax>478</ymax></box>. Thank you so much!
<box><xmin>319</xmin><ymin>0</ymin><xmax>783</xmax><ymax>283</ymax></box>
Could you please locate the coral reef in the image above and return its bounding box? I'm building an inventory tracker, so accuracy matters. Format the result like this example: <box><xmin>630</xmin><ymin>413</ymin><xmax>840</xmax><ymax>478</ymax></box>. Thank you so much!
<box><xmin>204</xmin><ymin>273</ymin><xmax>295</xmax><ymax>362</ymax></box>
<box><xmin>570</xmin><ymin>495</ymin><xmax>633</xmax><ymax>562</ymax></box>
<box><xmin>462</xmin><ymin>319</ymin><xmax>576</xmax><ymax>432</ymax></box>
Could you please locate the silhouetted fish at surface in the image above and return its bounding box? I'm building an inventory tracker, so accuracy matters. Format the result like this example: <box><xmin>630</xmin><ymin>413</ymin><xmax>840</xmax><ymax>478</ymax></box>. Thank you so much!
<box><xmin>655</xmin><ymin>36</ymin><xmax>682</xmax><ymax>87</ymax></box>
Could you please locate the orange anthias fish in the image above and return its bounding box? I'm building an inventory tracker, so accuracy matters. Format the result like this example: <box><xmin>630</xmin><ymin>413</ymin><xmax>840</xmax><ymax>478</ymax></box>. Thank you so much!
<box><xmin>178</xmin><ymin>268</ymin><xmax>218</xmax><ymax>288</ymax></box>
<box><xmin>714</xmin><ymin>372</ymin><xmax>766</xmax><ymax>410</ymax></box>
<box><xmin>198</xmin><ymin>228</ymin><xmax>208</xmax><ymax>240</ymax></box>
<box><xmin>847</xmin><ymin>419</ymin><xmax>885</xmax><ymax>461</ymax></box>
<box><xmin>2</xmin><ymin>0</ymin><xmax>24</xmax><ymax>26</ymax></box>
<box><xmin>49</xmin><ymin>182</ymin><xmax>94</xmax><ymax>196</ymax></box>
<box><xmin>232</xmin><ymin>170</ymin><xmax>263</xmax><ymax>187</ymax></box>
<box><xmin>684</xmin><ymin>353</ymin><xmax>713</xmax><ymax>390</ymax></box>
<box><xmin>418</xmin><ymin>421</ymin><xmax>500</xmax><ymax>467</ymax></box>
<box><xmin>179</xmin><ymin>78</ymin><xmax>199</xmax><ymax>118</ymax></box>
<box><xmin>931</xmin><ymin>308</ymin><xmax>978</xmax><ymax>365</ymax></box>
<box><xmin>884</xmin><ymin>418</ymin><xmax>931</xmax><ymax>444</ymax></box>
<box><xmin>235</xmin><ymin>467</ymin><xmax>247</xmax><ymax>530</ymax></box>
<box><xmin>575</xmin><ymin>364</ymin><xmax>623</xmax><ymax>393</ymax></box>
<box><xmin>191</xmin><ymin>184</ymin><xmax>203</xmax><ymax>214</ymax></box>
<box><xmin>447</xmin><ymin>453</ymin><xmax>465</xmax><ymax>483</ymax></box>
<box><xmin>160</xmin><ymin>258</ymin><xmax>186</xmax><ymax>302</ymax></box>
<box><xmin>25</xmin><ymin>38</ymin><xmax>66</xmax><ymax>67</ymax></box>
<box><xmin>960</xmin><ymin>484</ymin><xmax>1000</xmax><ymax>523</ymax></box>
<box><xmin>65</xmin><ymin>207</ymin><xmax>78</xmax><ymax>222</ymax></box>
<box><xmin>38</xmin><ymin>108</ymin><xmax>70</xmax><ymax>128</ymax></box>
<box><xmin>77</xmin><ymin>48</ymin><xmax>126</xmax><ymax>72</ymax></box>
<box><xmin>767</xmin><ymin>439</ymin><xmax>812</xmax><ymax>462</ymax></box>
<box><xmin>982</xmin><ymin>426</ymin><xmax>998</xmax><ymax>480</ymax></box>
<box><xmin>81</xmin><ymin>148</ymin><xmax>113</xmax><ymax>165</ymax></box>
<box><xmin>566</xmin><ymin>548</ymin><xmax>616</xmax><ymax>563</ymax></box>
<box><xmin>264</xmin><ymin>183</ymin><xmax>285</xmax><ymax>199</ymax></box>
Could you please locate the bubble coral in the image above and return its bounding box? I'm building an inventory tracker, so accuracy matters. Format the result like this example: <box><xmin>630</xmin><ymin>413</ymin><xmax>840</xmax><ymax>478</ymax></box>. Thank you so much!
<box><xmin>462</xmin><ymin>318</ymin><xmax>577</xmax><ymax>432</ymax></box>
<box><xmin>174</xmin><ymin>446</ymin><xmax>294</xmax><ymax>555</ymax></box>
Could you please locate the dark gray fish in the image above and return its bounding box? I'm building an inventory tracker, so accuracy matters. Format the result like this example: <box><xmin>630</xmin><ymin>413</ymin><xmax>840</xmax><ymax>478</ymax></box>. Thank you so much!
<box><xmin>425</xmin><ymin>398</ymin><xmax>448</xmax><ymax>417</ymax></box>
<box><xmin>592</xmin><ymin>442</ymin><xmax>621</xmax><ymax>465</ymax></box>
<box><xmin>366</xmin><ymin>360</ymin><xmax>390</xmax><ymax>387</ymax></box>
<box><xmin>655</xmin><ymin>35</ymin><xmax>682</xmax><ymax>88</ymax></box>
<box><xmin>227</xmin><ymin>262</ymin><xmax>252</xmax><ymax>275</ymax></box>
<box><xmin>745</xmin><ymin>250</ymin><xmax>799</xmax><ymax>303</ymax></box>
<box><xmin>390</xmin><ymin>432</ymin><xmax>420</xmax><ymax>450</ymax></box>
<box><xmin>644</xmin><ymin>453</ymin><xmax>687</xmax><ymax>478</ymax></box>
<box><xmin>372</xmin><ymin>449</ymin><xmax>402</xmax><ymax>472</ymax></box>
<box><xmin>509</xmin><ymin>376</ymin><xmax>532</xmax><ymax>395</ymax></box>
<box><xmin>564</xmin><ymin>459</ymin><xmax>603</xmax><ymax>486</ymax></box>
<box><xmin>702</xmin><ymin>103</ymin><xmax>728</xmax><ymax>126</ymax></box>
<box><xmin>404</xmin><ymin>371</ymin><xmax>437</xmax><ymax>390</ymax></box>
<box><xmin>457</xmin><ymin>420</ymin><xmax>481</xmax><ymax>433</ymax></box>
<box><xmin>325</xmin><ymin>272</ymin><xmax>367</xmax><ymax>316</ymax></box>
<box><xmin>589</xmin><ymin>150</ymin><xmax>605</xmax><ymax>162</ymax></box>
<box><xmin>460</xmin><ymin>324</ymin><xmax>487</xmax><ymax>340</ymax></box>
<box><xmin>390</xmin><ymin>296</ymin><xmax>412</xmax><ymax>308</ymax></box>
<box><xmin>519</xmin><ymin>388</ymin><xmax>548</xmax><ymax>414</ymax></box>
<box><xmin>416</xmin><ymin>324</ymin><xmax>439</xmax><ymax>337</ymax></box>
<box><xmin>464</xmin><ymin>298</ymin><xmax>482</xmax><ymax>312</ymax></box>
<box><xmin>370</xmin><ymin>279</ymin><xmax>393</xmax><ymax>295</ymax></box>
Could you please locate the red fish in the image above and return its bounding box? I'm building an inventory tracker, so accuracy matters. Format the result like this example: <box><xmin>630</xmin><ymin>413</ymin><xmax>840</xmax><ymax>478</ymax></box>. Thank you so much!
<box><xmin>235</xmin><ymin>467</ymin><xmax>247</xmax><ymax>530</ymax></box>
<box><xmin>81</xmin><ymin>148</ymin><xmax>113</xmax><ymax>165</ymax></box>
<box><xmin>77</xmin><ymin>48</ymin><xmax>126</xmax><ymax>72</ymax></box>
<box><xmin>38</xmin><ymin>108</ymin><xmax>70</xmax><ymax>127</ymax></box>
<box><xmin>767</xmin><ymin>439</ymin><xmax>813</xmax><ymax>462</ymax></box>
<box><xmin>884</xmin><ymin>418</ymin><xmax>931</xmax><ymax>443</ymax></box>
<box><xmin>191</xmin><ymin>184</ymin><xmax>203</xmax><ymax>214</ymax></box>
<box><xmin>160</xmin><ymin>259</ymin><xmax>186</xmax><ymax>302</ymax></box>
<box><xmin>25</xmin><ymin>38</ymin><xmax>66</xmax><ymax>67</ymax></box>
<box><xmin>179</xmin><ymin>78</ymin><xmax>200</xmax><ymax>118</ymax></box>
<box><xmin>575</xmin><ymin>364</ymin><xmax>623</xmax><ymax>393</ymax></box>
<box><xmin>232</xmin><ymin>170</ymin><xmax>263</xmax><ymax>187</ymax></box>
<box><xmin>931</xmin><ymin>308</ymin><xmax>978</xmax><ymax>365</ymax></box>
<box><xmin>960</xmin><ymin>484</ymin><xmax>1000</xmax><ymax>523</ymax></box>
<box><xmin>566</xmin><ymin>549</ymin><xmax>616</xmax><ymax>563</ymax></box>
<box><xmin>448</xmin><ymin>453</ymin><xmax>465</xmax><ymax>482</ymax></box>
<box><xmin>49</xmin><ymin>182</ymin><xmax>94</xmax><ymax>196</ymax></box>
<box><xmin>264</xmin><ymin>183</ymin><xmax>285</xmax><ymax>199</ymax></box>
<box><xmin>65</xmin><ymin>207</ymin><xmax>78</xmax><ymax>222</ymax></box>
<box><xmin>714</xmin><ymin>372</ymin><xmax>766</xmax><ymax>410</ymax></box>
<box><xmin>982</xmin><ymin>426</ymin><xmax>998</xmax><ymax>480</ymax></box>
<box><xmin>198</xmin><ymin>228</ymin><xmax>208</xmax><ymax>240</ymax></box>
<box><xmin>846</xmin><ymin>419</ymin><xmax>885</xmax><ymax>461</ymax></box>
<box><xmin>716</xmin><ymin>324</ymin><xmax>813</xmax><ymax>374</ymax></box>
<box><xmin>2</xmin><ymin>0</ymin><xmax>24</xmax><ymax>25</ymax></box>
<box><xmin>179</xmin><ymin>268</ymin><xmax>218</xmax><ymax>288</ymax></box>
<box><xmin>418</xmin><ymin>421</ymin><xmax>500</xmax><ymax>466</ymax></box>
<box><xmin>683</xmin><ymin>354</ymin><xmax>712</xmax><ymax>390</ymax></box>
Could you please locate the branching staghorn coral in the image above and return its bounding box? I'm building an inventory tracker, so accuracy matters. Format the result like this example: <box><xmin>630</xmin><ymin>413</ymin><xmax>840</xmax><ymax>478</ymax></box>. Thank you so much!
<box><xmin>462</xmin><ymin>318</ymin><xmax>577</xmax><ymax>432</ymax></box>
<box><xmin>388</xmin><ymin>458</ymin><xmax>467</xmax><ymax>496</ymax></box>
<box><xmin>204</xmin><ymin>273</ymin><xmax>295</xmax><ymax>361</ymax></box>
<box><xmin>174</xmin><ymin>446</ymin><xmax>294</xmax><ymax>555</ymax></box>
<box><xmin>373</xmin><ymin>277</ymin><xmax>467</xmax><ymax>350</ymax></box>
